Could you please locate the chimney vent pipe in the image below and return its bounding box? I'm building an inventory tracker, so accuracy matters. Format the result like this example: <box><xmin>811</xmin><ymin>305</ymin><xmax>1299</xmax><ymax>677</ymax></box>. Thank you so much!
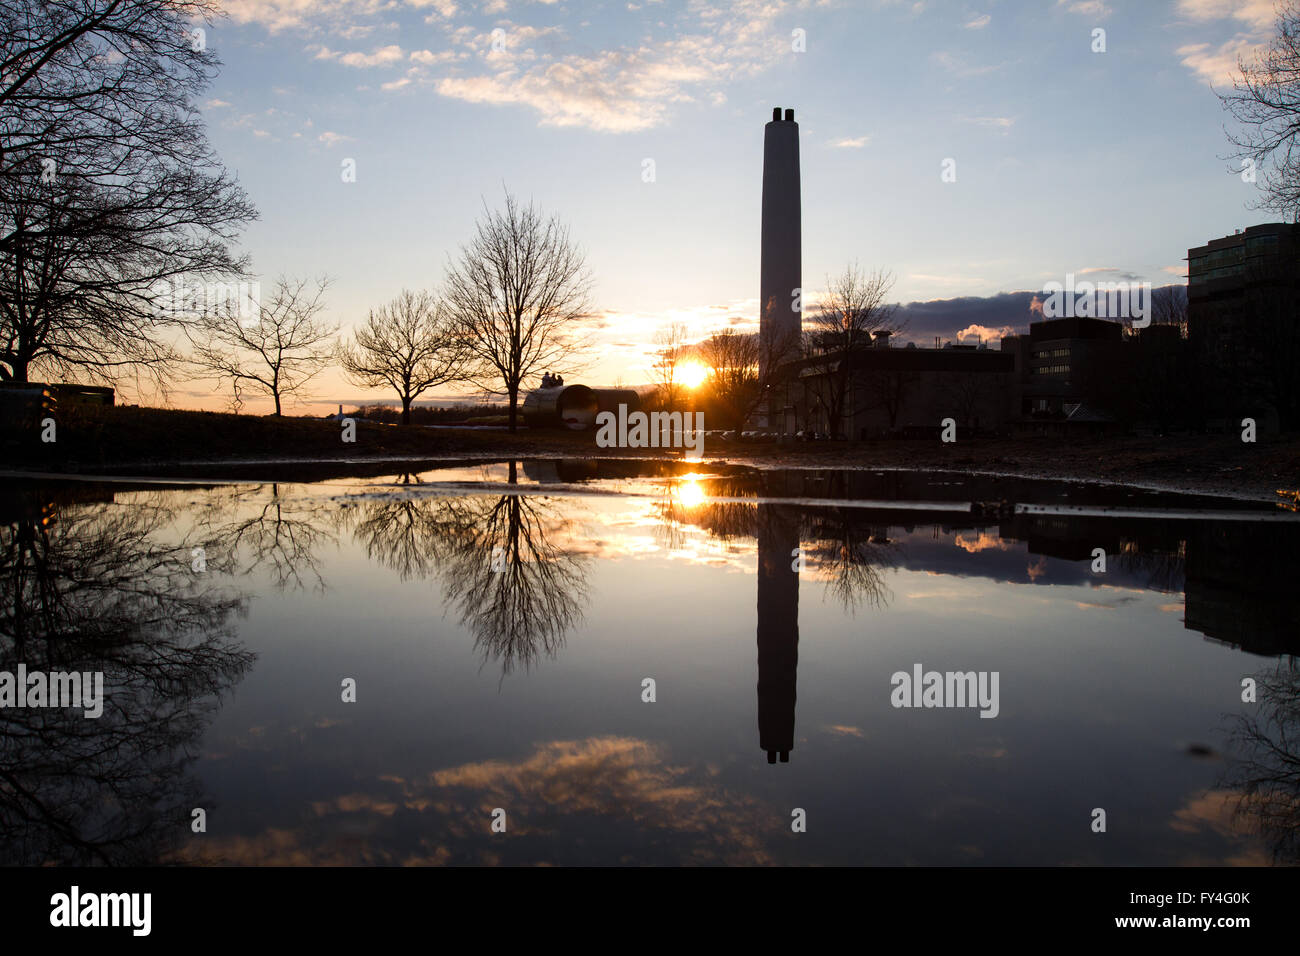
<box><xmin>785</xmin><ymin>108</ymin><xmax>794</xmax><ymax>121</ymax></box>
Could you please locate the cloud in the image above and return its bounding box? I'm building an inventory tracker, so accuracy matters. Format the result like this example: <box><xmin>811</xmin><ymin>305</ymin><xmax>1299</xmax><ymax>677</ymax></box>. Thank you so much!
<box><xmin>1057</xmin><ymin>0</ymin><xmax>1111</xmax><ymax>16</ymax></box>
<box><xmin>436</xmin><ymin>13</ymin><xmax>785</xmax><ymax>132</ymax></box>
<box><xmin>1176</xmin><ymin>37</ymin><xmax>1262</xmax><ymax>85</ymax></box>
<box><xmin>276</xmin><ymin>0</ymin><xmax>798</xmax><ymax>132</ymax></box>
<box><xmin>411</xmin><ymin>0</ymin><xmax>461</xmax><ymax>16</ymax></box>
<box><xmin>410</xmin><ymin>48</ymin><xmax>459</xmax><ymax>65</ymax></box>
<box><xmin>829</xmin><ymin>135</ymin><xmax>870</xmax><ymax>148</ymax></box>
<box><xmin>931</xmin><ymin>50</ymin><xmax>1004</xmax><ymax>77</ymax></box>
<box><xmin>224</xmin><ymin>0</ymin><xmax>400</xmax><ymax>34</ymax></box>
<box><xmin>1176</xmin><ymin>0</ymin><xmax>1277</xmax><ymax>31</ymax></box>
<box><xmin>221</xmin><ymin>102</ymin><xmax>348</xmax><ymax>146</ymax></box>
<box><xmin>337</xmin><ymin>23</ymin><xmax>377</xmax><ymax>39</ymax></box>
<box><xmin>483</xmin><ymin>23</ymin><xmax>565</xmax><ymax>53</ymax></box>
<box><xmin>889</xmin><ymin>285</ymin><xmax>1186</xmax><ymax>346</ymax></box>
<box><xmin>1174</xmin><ymin>0</ymin><xmax>1277</xmax><ymax>84</ymax></box>
<box><xmin>893</xmin><ymin>291</ymin><xmax>1041</xmax><ymax>343</ymax></box>
<box><xmin>315</xmin><ymin>43</ymin><xmax>406</xmax><ymax>67</ymax></box>
<box><xmin>964</xmin><ymin>13</ymin><xmax>991</xmax><ymax>29</ymax></box>
<box><xmin>961</xmin><ymin>115</ymin><xmax>1014</xmax><ymax>130</ymax></box>
<box><xmin>1076</xmin><ymin>266</ymin><xmax>1142</xmax><ymax>281</ymax></box>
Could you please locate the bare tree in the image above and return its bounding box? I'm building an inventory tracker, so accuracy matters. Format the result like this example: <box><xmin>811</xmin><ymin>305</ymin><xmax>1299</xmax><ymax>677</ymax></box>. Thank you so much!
<box><xmin>189</xmin><ymin>276</ymin><xmax>336</xmax><ymax>416</ymax></box>
<box><xmin>338</xmin><ymin>289</ymin><xmax>467</xmax><ymax>425</ymax></box>
<box><xmin>652</xmin><ymin>321</ymin><xmax>690</xmax><ymax>411</ymax></box>
<box><xmin>805</xmin><ymin>514</ymin><xmax>898</xmax><ymax>614</ymax></box>
<box><xmin>864</xmin><ymin>368</ymin><xmax>920</xmax><ymax>432</ymax></box>
<box><xmin>698</xmin><ymin>324</ymin><xmax>804</xmax><ymax>430</ymax></box>
<box><xmin>443</xmin><ymin>191</ymin><xmax>593</xmax><ymax>431</ymax></box>
<box><xmin>0</xmin><ymin>0</ymin><xmax>256</xmax><ymax>388</ymax></box>
<box><xmin>1149</xmin><ymin>284</ymin><xmax>1188</xmax><ymax>336</ymax></box>
<box><xmin>938</xmin><ymin>370</ymin><xmax>1002</xmax><ymax>430</ymax></box>
<box><xmin>802</xmin><ymin>265</ymin><xmax>901</xmax><ymax>437</ymax></box>
<box><xmin>0</xmin><ymin>1</ymin><xmax>222</xmax><ymax>148</ymax></box>
<box><xmin>1220</xmin><ymin>0</ymin><xmax>1300</xmax><ymax>219</ymax></box>
<box><xmin>699</xmin><ymin>328</ymin><xmax>760</xmax><ymax>429</ymax></box>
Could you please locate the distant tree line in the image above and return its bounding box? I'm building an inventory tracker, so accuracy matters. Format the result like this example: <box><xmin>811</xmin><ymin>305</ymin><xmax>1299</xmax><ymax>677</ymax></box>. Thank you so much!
<box><xmin>348</xmin><ymin>403</ymin><xmax>508</xmax><ymax>426</ymax></box>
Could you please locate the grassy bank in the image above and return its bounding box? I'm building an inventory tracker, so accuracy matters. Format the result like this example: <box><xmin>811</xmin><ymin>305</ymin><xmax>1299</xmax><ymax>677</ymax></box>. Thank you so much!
<box><xmin>2</xmin><ymin>404</ymin><xmax>1298</xmax><ymax>499</ymax></box>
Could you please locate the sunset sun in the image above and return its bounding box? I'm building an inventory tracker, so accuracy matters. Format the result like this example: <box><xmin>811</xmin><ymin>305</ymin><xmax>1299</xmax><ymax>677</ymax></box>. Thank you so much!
<box><xmin>678</xmin><ymin>361</ymin><xmax>709</xmax><ymax>389</ymax></box>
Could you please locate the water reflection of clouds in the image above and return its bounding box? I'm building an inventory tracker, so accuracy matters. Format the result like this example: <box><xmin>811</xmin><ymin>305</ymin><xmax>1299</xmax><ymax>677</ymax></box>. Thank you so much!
<box><xmin>953</xmin><ymin>531</ymin><xmax>1014</xmax><ymax>553</ymax></box>
<box><xmin>823</xmin><ymin>724</ymin><xmax>866</xmax><ymax>738</ymax></box>
<box><xmin>175</xmin><ymin>737</ymin><xmax>780</xmax><ymax>866</ymax></box>
<box><xmin>1169</xmin><ymin>790</ymin><xmax>1270</xmax><ymax>866</ymax></box>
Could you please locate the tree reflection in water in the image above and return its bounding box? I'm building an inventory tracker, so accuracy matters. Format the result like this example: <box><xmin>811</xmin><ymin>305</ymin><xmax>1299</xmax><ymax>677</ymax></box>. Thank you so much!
<box><xmin>344</xmin><ymin>463</ymin><xmax>590</xmax><ymax>677</ymax></box>
<box><xmin>192</xmin><ymin>483</ymin><xmax>340</xmax><ymax>592</ymax></box>
<box><xmin>0</xmin><ymin>487</ymin><xmax>254</xmax><ymax>865</ymax></box>
<box><xmin>1224</xmin><ymin>661</ymin><xmax>1300</xmax><ymax>865</ymax></box>
<box><xmin>438</xmin><ymin>492</ymin><xmax>590</xmax><ymax>676</ymax></box>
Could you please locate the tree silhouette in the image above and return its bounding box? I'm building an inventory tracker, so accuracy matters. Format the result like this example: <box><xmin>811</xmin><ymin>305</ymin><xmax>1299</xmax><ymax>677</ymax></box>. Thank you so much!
<box><xmin>432</xmin><ymin>492</ymin><xmax>590</xmax><ymax>676</ymax></box>
<box><xmin>0</xmin><ymin>487</ymin><xmax>254</xmax><ymax>865</ymax></box>
<box><xmin>1223</xmin><ymin>662</ymin><xmax>1300</xmax><ymax>864</ymax></box>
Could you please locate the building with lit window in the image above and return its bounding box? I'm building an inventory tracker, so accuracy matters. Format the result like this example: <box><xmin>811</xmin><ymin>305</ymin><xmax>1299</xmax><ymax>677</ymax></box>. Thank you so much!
<box><xmin>1000</xmin><ymin>317</ymin><xmax>1124</xmax><ymax>422</ymax></box>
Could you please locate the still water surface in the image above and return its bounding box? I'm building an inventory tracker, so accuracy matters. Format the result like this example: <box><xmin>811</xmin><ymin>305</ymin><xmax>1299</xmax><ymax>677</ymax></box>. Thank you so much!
<box><xmin>3</xmin><ymin>460</ymin><xmax>1297</xmax><ymax>865</ymax></box>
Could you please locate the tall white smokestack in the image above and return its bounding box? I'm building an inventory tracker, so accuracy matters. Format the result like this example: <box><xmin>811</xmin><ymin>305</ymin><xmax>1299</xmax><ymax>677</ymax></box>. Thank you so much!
<box><xmin>760</xmin><ymin>107</ymin><xmax>801</xmax><ymax>382</ymax></box>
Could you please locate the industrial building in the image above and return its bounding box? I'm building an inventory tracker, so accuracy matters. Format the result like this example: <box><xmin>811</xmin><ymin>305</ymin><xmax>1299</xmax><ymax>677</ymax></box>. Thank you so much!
<box><xmin>786</xmin><ymin>339</ymin><xmax>1013</xmax><ymax>438</ymax></box>
<box><xmin>1000</xmin><ymin>317</ymin><xmax>1124</xmax><ymax>423</ymax></box>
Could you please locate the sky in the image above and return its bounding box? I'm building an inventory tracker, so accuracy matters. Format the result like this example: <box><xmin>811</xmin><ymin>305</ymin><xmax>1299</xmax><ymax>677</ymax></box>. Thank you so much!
<box><xmin>172</xmin><ymin>0</ymin><xmax>1284</xmax><ymax>411</ymax></box>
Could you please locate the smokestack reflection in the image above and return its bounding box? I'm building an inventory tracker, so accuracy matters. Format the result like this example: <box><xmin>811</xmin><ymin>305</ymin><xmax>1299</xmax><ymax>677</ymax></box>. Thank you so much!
<box><xmin>756</xmin><ymin>503</ymin><xmax>800</xmax><ymax>763</ymax></box>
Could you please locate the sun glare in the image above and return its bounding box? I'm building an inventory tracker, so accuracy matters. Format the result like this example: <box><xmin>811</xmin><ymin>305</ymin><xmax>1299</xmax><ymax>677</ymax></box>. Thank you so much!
<box><xmin>677</xmin><ymin>361</ymin><xmax>709</xmax><ymax>389</ymax></box>
<box><xmin>678</xmin><ymin>478</ymin><xmax>706</xmax><ymax>509</ymax></box>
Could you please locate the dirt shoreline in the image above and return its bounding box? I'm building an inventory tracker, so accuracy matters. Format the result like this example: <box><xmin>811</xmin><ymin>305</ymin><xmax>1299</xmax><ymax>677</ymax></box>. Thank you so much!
<box><xmin>3</xmin><ymin>405</ymin><xmax>1298</xmax><ymax>501</ymax></box>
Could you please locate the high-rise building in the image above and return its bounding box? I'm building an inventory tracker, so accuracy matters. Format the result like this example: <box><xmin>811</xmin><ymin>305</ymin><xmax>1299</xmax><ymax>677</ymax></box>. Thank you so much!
<box><xmin>1188</xmin><ymin>222</ymin><xmax>1300</xmax><ymax>430</ymax></box>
